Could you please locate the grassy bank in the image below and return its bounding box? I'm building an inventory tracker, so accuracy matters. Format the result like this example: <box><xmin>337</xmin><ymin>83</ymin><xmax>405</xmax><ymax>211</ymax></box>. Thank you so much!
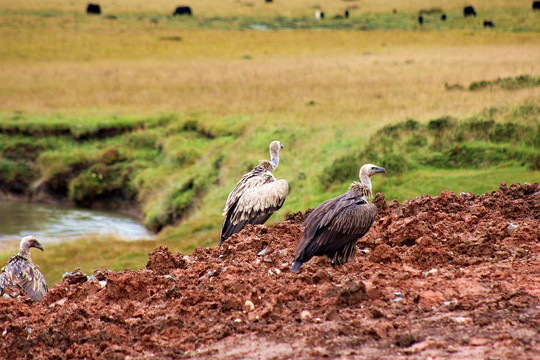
<box><xmin>0</xmin><ymin>0</ymin><xmax>539</xmax><ymax>286</ymax></box>
<box><xmin>1</xmin><ymin>104</ymin><xmax>538</xmax><ymax>286</ymax></box>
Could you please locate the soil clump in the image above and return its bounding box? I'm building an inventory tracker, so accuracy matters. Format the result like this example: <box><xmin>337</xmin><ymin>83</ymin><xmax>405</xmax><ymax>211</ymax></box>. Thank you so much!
<box><xmin>1</xmin><ymin>183</ymin><xmax>538</xmax><ymax>359</ymax></box>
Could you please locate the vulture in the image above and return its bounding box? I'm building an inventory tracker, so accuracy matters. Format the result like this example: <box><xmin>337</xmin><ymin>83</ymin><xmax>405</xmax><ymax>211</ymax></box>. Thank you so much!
<box><xmin>292</xmin><ymin>163</ymin><xmax>386</xmax><ymax>271</ymax></box>
<box><xmin>220</xmin><ymin>141</ymin><xmax>289</xmax><ymax>245</ymax></box>
<box><xmin>0</xmin><ymin>235</ymin><xmax>48</xmax><ymax>302</ymax></box>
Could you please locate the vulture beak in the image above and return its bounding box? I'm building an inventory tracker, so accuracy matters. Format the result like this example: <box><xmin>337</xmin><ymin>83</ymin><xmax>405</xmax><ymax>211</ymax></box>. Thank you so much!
<box><xmin>33</xmin><ymin>242</ymin><xmax>44</xmax><ymax>252</ymax></box>
<box><xmin>373</xmin><ymin>167</ymin><xmax>386</xmax><ymax>175</ymax></box>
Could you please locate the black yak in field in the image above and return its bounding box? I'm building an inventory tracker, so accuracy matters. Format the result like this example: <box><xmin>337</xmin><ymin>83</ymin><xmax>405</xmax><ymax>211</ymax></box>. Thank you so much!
<box><xmin>173</xmin><ymin>6</ymin><xmax>192</xmax><ymax>16</ymax></box>
<box><xmin>463</xmin><ymin>6</ymin><xmax>476</xmax><ymax>17</ymax></box>
<box><xmin>441</xmin><ymin>14</ymin><xmax>447</xmax><ymax>21</ymax></box>
<box><xmin>86</xmin><ymin>3</ymin><xmax>101</xmax><ymax>15</ymax></box>
<box><xmin>483</xmin><ymin>20</ymin><xmax>494</xmax><ymax>28</ymax></box>
<box><xmin>533</xmin><ymin>1</ymin><xmax>540</xmax><ymax>10</ymax></box>
<box><xmin>418</xmin><ymin>15</ymin><xmax>424</xmax><ymax>25</ymax></box>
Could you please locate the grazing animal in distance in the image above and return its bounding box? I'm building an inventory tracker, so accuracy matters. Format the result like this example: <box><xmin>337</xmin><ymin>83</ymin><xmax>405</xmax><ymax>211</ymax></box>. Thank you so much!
<box><xmin>220</xmin><ymin>141</ymin><xmax>289</xmax><ymax>245</ymax></box>
<box><xmin>86</xmin><ymin>3</ymin><xmax>101</xmax><ymax>15</ymax></box>
<box><xmin>0</xmin><ymin>236</ymin><xmax>48</xmax><ymax>302</ymax></box>
<box><xmin>483</xmin><ymin>20</ymin><xmax>494</xmax><ymax>28</ymax></box>
<box><xmin>463</xmin><ymin>6</ymin><xmax>476</xmax><ymax>17</ymax></box>
<box><xmin>292</xmin><ymin>164</ymin><xmax>386</xmax><ymax>271</ymax></box>
<box><xmin>441</xmin><ymin>14</ymin><xmax>447</xmax><ymax>21</ymax></box>
<box><xmin>418</xmin><ymin>15</ymin><xmax>424</xmax><ymax>25</ymax></box>
<box><xmin>173</xmin><ymin>6</ymin><xmax>192</xmax><ymax>16</ymax></box>
<box><xmin>533</xmin><ymin>1</ymin><xmax>540</xmax><ymax>10</ymax></box>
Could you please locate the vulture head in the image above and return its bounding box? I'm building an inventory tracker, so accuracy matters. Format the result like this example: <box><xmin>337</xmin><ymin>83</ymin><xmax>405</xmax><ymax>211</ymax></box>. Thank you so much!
<box><xmin>20</xmin><ymin>235</ymin><xmax>44</xmax><ymax>257</ymax></box>
<box><xmin>269</xmin><ymin>140</ymin><xmax>284</xmax><ymax>169</ymax></box>
<box><xmin>358</xmin><ymin>163</ymin><xmax>386</xmax><ymax>197</ymax></box>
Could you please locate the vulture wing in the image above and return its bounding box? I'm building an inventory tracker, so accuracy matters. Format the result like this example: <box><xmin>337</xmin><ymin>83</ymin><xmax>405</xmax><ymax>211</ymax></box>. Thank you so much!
<box><xmin>293</xmin><ymin>193</ymin><xmax>376</xmax><ymax>269</ymax></box>
<box><xmin>221</xmin><ymin>168</ymin><xmax>288</xmax><ymax>244</ymax></box>
<box><xmin>0</xmin><ymin>255</ymin><xmax>48</xmax><ymax>302</ymax></box>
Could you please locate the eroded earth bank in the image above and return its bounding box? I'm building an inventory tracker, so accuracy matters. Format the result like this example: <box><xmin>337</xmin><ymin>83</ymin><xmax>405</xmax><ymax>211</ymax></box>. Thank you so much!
<box><xmin>1</xmin><ymin>183</ymin><xmax>539</xmax><ymax>359</ymax></box>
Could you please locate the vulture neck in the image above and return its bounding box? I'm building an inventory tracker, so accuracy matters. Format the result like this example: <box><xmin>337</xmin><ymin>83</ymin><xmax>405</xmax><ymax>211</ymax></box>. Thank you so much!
<box><xmin>18</xmin><ymin>241</ymin><xmax>32</xmax><ymax>260</ymax></box>
<box><xmin>359</xmin><ymin>174</ymin><xmax>373</xmax><ymax>197</ymax></box>
<box><xmin>270</xmin><ymin>150</ymin><xmax>279</xmax><ymax>170</ymax></box>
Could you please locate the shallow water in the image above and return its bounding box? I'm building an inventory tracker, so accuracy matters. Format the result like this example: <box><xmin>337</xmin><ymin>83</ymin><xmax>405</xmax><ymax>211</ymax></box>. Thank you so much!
<box><xmin>0</xmin><ymin>200</ymin><xmax>154</xmax><ymax>250</ymax></box>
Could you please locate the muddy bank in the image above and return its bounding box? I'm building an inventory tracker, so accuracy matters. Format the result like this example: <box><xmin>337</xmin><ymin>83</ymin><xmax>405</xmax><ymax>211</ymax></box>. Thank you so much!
<box><xmin>0</xmin><ymin>183</ymin><xmax>538</xmax><ymax>359</ymax></box>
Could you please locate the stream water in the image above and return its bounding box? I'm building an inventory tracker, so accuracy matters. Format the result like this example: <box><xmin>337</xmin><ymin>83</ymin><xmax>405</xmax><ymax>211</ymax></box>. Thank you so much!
<box><xmin>0</xmin><ymin>200</ymin><xmax>154</xmax><ymax>250</ymax></box>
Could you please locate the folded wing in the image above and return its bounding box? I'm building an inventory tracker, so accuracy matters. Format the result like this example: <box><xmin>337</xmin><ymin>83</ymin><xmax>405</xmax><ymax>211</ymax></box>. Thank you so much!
<box><xmin>221</xmin><ymin>169</ymin><xmax>288</xmax><ymax>245</ymax></box>
<box><xmin>0</xmin><ymin>255</ymin><xmax>48</xmax><ymax>302</ymax></box>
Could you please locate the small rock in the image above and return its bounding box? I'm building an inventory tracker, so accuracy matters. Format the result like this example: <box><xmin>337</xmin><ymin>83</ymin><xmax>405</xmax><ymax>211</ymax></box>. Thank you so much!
<box><xmin>312</xmin><ymin>269</ymin><xmax>329</xmax><ymax>283</ymax></box>
<box><xmin>337</xmin><ymin>280</ymin><xmax>368</xmax><ymax>306</ymax></box>
<box><xmin>395</xmin><ymin>333</ymin><xmax>417</xmax><ymax>347</ymax></box>
<box><xmin>371</xmin><ymin>308</ymin><xmax>385</xmax><ymax>319</ymax></box>
<box><xmin>257</xmin><ymin>247</ymin><xmax>268</xmax><ymax>256</ymax></box>
<box><xmin>444</xmin><ymin>300</ymin><xmax>459</xmax><ymax>310</ymax></box>
<box><xmin>62</xmin><ymin>269</ymin><xmax>88</xmax><ymax>285</ymax></box>
<box><xmin>325</xmin><ymin>308</ymin><xmax>341</xmax><ymax>321</ymax></box>
<box><xmin>233</xmin><ymin>318</ymin><xmax>242</xmax><ymax>323</ymax></box>
<box><xmin>390</xmin><ymin>292</ymin><xmax>403</xmax><ymax>302</ymax></box>
<box><xmin>300</xmin><ymin>310</ymin><xmax>312</xmax><ymax>322</ymax></box>
<box><xmin>423</xmin><ymin>268</ymin><xmax>439</xmax><ymax>277</ymax></box>
<box><xmin>244</xmin><ymin>300</ymin><xmax>255</xmax><ymax>312</ymax></box>
<box><xmin>469</xmin><ymin>337</ymin><xmax>490</xmax><ymax>346</ymax></box>
<box><xmin>507</xmin><ymin>223</ymin><xmax>519</xmax><ymax>236</ymax></box>
<box><xmin>451</xmin><ymin>316</ymin><xmax>470</xmax><ymax>324</ymax></box>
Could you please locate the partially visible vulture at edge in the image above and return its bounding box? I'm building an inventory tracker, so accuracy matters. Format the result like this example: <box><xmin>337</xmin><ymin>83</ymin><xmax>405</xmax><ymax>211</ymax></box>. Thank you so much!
<box><xmin>292</xmin><ymin>163</ymin><xmax>386</xmax><ymax>271</ymax></box>
<box><xmin>220</xmin><ymin>140</ymin><xmax>289</xmax><ymax>245</ymax></box>
<box><xmin>0</xmin><ymin>235</ymin><xmax>48</xmax><ymax>302</ymax></box>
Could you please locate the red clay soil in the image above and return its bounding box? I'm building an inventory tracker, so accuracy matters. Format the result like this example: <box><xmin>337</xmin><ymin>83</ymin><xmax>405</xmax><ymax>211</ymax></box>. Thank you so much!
<box><xmin>1</xmin><ymin>182</ymin><xmax>539</xmax><ymax>359</ymax></box>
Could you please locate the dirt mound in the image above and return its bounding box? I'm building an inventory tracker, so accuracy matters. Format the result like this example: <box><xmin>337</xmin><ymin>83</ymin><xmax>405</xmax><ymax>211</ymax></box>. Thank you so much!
<box><xmin>1</xmin><ymin>183</ymin><xmax>539</xmax><ymax>359</ymax></box>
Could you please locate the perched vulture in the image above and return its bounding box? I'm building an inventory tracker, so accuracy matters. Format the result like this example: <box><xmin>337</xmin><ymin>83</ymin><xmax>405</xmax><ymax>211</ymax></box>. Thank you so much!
<box><xmin>292</xmin><ymin>163</ymin><xmax>386</xmax><ymax>271</ymax></box>
<box><xmin>220</xmin><ymin>141</ymin><xmax>289</xmax><ymax>245</ymax></box>
<box><xmin>0</xmin><ymin>235</ymin><xmax>48</xmax><ymax>302</ymax></box>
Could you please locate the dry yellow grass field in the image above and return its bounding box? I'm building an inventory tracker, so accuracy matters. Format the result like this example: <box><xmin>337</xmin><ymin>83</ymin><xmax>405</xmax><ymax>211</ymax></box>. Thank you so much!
<box><xmin>1</xmin><ymin>29</ymin><xmax>539</xmax><ymax>131</ymax></box>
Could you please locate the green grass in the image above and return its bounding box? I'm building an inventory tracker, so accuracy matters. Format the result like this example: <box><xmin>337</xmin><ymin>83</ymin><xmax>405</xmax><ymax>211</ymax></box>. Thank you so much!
<box><xmin>2</xmin><ymin>104</ymin><xmax>538</xmax><ymax>288</ymax></box>
<box><xmin>469</xmin><ymin>74</ymin><xmax>540</xmax><ymax>91</ymax></box>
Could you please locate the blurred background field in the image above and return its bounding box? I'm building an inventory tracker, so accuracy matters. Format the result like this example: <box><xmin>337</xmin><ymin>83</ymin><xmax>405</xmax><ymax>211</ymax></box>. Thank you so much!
<box><xmin>0</xmin><ymin>0</ymin><xmax>538</xmax><ymax>285</ymax></box>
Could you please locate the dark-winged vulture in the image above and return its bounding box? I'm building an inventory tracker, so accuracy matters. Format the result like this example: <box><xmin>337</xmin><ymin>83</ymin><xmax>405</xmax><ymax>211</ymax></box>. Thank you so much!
<box><xmin>0</xmin><ymin>235</ymin><xmax>48</xmax><ymax>302</ymax></box>
<box><xmin>220</xmin><ymin>141</ymin><xmax>289</xmax><ymax>245</ymax></box>
<box><xmin>292</xmin><ymin>163</ymin><xmax>385</xmax><ymax>271</ymax></box>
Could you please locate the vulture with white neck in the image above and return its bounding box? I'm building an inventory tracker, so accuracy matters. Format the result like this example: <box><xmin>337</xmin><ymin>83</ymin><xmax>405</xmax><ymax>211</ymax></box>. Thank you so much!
<box><xmin>292</xmin><ymin>163</ymin><xmax>386</xmax><ymax>271</ymax></box>
<box><xmin>0</xmin><ymin>235</ymin><xmax>48</xmax><ymax>301</ymax></box>
<box><xmin>220</xmin><ymin>141</ymin><xmax>289</xmax><ymax>245</ymax></box>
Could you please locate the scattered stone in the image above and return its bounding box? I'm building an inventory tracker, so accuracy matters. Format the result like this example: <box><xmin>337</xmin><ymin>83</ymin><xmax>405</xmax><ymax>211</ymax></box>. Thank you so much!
<box><xmin>507</xmin><ymin>222</ymin><xmax>519</xmax><ymax>236</ymax></box>
<box><xmin>395</xmin><ymin>333</ymin><xmax>417</xmax><ymax>347</ymax></box>
<box><xmin>337</xmin><ymin>280</ymin><xmax>368</xmax><ymax>306</ymax></box>
<box><xmin>244</xmin><ymin>300</ymin><xmax>255</xmax><ymax>312</ymax></box>
<box><xmin>62</xmin><ymin>269</ymin><xmax>88</xmax><ymax>285</ymax></box>
<box><xmin>300</xmin><ymin>310</ymin><xmax>313</xmax><ymax>322</ymax></box>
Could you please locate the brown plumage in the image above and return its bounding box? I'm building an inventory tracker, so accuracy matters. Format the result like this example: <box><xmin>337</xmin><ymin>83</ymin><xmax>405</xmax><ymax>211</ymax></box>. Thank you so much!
<box><xmin>292</xmin><ymin>164</ymin><xmax>386</xmax><ymax>271</ymax></box>
<box><xmin>220</xmin><ymin>141</ymin><xmax>289</xmax><ymax>245</ymax></box>
<box><xmin>0</xmin><ymin>235</ymin><xmax>48</xmax><ymax>302</ymax></box>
